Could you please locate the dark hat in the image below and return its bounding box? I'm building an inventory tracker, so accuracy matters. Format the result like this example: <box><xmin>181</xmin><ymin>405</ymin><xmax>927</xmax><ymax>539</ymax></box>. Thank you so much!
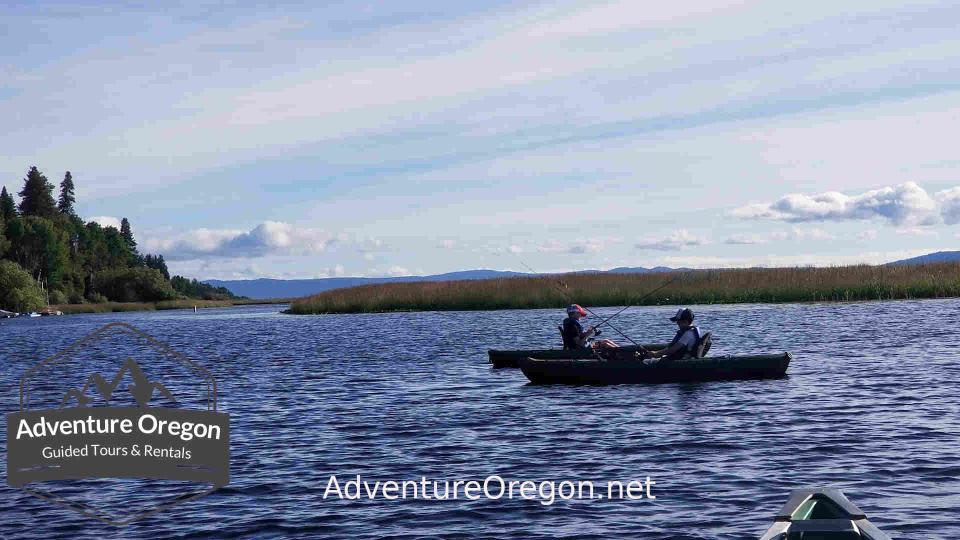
<box><xmin>669</xmin><ymin>308</ymin><xmax>694</xmax><ymax>322</ymax></box>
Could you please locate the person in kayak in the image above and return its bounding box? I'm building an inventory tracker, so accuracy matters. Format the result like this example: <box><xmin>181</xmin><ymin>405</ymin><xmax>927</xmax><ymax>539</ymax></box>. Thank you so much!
<box><xmin>646</xmin><ymin>308</ymin><xmax>701</xmax><ymax>360</ymax></box>
<box><xmin>561</xmin><ymin>304</ymin><xmax>618</xmax><ymax>350</ymax></box>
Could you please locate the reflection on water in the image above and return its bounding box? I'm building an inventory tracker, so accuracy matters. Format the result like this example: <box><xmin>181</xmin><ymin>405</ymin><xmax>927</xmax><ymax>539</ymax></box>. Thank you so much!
<box><xmin>1</xmin><ymin>300</ymin><xmax>959</xmax><ymax>539</ymax></box>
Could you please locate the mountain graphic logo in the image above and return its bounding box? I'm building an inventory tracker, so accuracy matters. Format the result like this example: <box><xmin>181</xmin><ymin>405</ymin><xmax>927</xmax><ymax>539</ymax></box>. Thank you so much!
<box><xmin>9</xmin><ymin>322</ymin><xmax>229</xmax><ymax>526</ymax></box>
<box><xmin>59</xmin><ymin>357</ymin><xmax>177</xmax><ymax>409</ymax></box>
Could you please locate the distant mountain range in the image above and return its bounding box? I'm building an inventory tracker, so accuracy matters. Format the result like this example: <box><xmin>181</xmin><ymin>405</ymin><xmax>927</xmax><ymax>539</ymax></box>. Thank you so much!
<box><xmin>205</xmin><ymin>267</ymin><xmax>678</xmax><ymax>299</ymax></box>
<box><xmin>886</xmin><ymin>251</ymin><xmax>960</xmax><ymax>266</ymax></box>
<box><xmin>206</xmin><ymin>252</ymin><xmax>959</xmax><ymax>300</ymax></box>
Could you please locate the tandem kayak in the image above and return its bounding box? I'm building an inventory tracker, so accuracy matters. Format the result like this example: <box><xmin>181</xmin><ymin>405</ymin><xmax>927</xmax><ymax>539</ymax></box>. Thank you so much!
<box><xmin>518</xmin><ymin>351</ymin><xmax>791</xmax><ymax>384</ymax></box>
<box><xmin>488</xmin><ymin>343</ymin><xmax>669</xmax><ymax>369</ymax></box>
<box><xmin>759</xmin><ymin>488</ymin><xmax>891</xmax><ymax>539</ymax></box>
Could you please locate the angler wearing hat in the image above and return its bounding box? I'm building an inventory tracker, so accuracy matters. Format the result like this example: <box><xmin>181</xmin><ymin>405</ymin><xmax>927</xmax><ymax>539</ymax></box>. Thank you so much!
<box><xmin>561</xmin><ymin>304</ymin><xmax>618</xmax><ymax>350</ymax></box>
<box><xmin>647</xmin><ymin>308</ymin><xmax>701</xmax><ymax>360</ymax></box>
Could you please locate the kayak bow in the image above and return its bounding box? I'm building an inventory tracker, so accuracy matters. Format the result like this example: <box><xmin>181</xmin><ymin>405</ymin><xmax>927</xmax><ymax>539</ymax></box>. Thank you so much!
<box><xmin>759</xmin><ymin>488</ymin><xmax>891</xmax><ymax>540</ymax></box>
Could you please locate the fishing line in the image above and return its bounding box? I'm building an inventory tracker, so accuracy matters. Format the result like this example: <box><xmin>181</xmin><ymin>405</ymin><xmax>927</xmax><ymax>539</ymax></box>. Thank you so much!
<box><xmin>513</xmin><ymin>258</ymin><xmax>641</xmax><ymax>347</ymax></box>
<box><xmin>590</xmin><ymin>274</ymin><xmax>680</xmax><ymax>332</ymax></box>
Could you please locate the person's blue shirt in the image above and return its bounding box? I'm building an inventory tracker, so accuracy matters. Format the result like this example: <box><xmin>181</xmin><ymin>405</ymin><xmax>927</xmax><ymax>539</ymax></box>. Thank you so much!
<box><xmin>561</xmin><ymin>317</ymin><xmax>585</xmax><ymax>349</ymax></box>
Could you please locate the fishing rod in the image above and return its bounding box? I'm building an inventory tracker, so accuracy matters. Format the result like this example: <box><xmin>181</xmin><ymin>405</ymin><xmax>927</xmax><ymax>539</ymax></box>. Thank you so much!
<box><xmin>515</xmin><ymin>259</ymin><xmax>641</xmax><ymax>347</ymax></box>
<box><xmin>590</xmin><ymin>274</ymin><xmax>680</xmax><ymax>332</ymax></box>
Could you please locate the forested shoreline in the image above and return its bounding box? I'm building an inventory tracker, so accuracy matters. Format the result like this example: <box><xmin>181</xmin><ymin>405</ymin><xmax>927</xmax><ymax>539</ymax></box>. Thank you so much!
<box><xmin>0</xmin><ymin>166</ymin><xmax>240</xmax><ymax>313</ymax></box>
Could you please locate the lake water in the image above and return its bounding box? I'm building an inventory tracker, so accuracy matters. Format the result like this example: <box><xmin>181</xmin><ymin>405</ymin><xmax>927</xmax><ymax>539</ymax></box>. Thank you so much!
<box><xmin>1</xmin><ymin>300</ymin><xmax>959</xmax><ymax>539</ymax></box>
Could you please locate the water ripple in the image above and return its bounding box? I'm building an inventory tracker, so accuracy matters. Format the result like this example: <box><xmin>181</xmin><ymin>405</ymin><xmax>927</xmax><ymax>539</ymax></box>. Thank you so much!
<box><xmin>1</xmin><ymin>300</ymin><xmax>958</xmax><ymax>538</ymax></box>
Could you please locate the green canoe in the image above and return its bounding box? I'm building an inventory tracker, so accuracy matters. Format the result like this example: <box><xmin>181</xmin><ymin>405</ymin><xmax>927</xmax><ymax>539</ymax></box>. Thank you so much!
<box><xmin>488</xmin><ymin>343</ymin><xmax>668</xmax><ymax>369</ymax></box>
<box><xmin>759</xmin><ymin>488</ymin><xmax>891</xmax><ymax>539</ymax></box>
<box><xmin>518</xmin><ymin>351</ymin><xmax>791</xmax><ymax>385</ymax></box>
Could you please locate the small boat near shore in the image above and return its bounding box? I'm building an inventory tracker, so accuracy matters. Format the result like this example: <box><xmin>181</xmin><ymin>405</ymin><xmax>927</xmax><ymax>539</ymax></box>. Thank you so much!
<box><xmin>518</xmin><ymin>351</ymin><xmax>791</xmax><ymax>385</ymax></box>
<box><xmin>759</xmin><ymin>488</ymin><xmax>891</xmax><ymax>539</ymax></box>
<box><xmin>488</xmin><ymin>343</ymin><xmax>669</xmax><ymax>369</ymax></box>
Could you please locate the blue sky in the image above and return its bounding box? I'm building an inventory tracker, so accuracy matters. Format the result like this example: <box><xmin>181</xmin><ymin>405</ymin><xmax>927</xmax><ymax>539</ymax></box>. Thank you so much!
<box><xmin>3</xmin><ymin>0</ymin><xmax>960</xmax><ymax>279</ymax></box>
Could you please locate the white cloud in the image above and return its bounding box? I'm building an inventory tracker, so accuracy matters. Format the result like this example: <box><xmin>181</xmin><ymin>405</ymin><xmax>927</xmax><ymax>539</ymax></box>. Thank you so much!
<box><xmin>535</xmin><ymin>240</ymin><xmax>566</xmax><ymax>253</ymax></box>
<box><xmin>725</xmin><ymin>232</ymin><xmax>786</xmax><ymax>245</ymax></box>
<box><xmin>567</xmin><ymin>240</ymin><xmax>604</xmax><ymax>254</ymax></box>
<box><xmin>206</xmin><ymin>263</ymin><xmax>263</xmax><ymax>280</ymax></box>
<box><xmin>9</xmin><ymin>0</ymin><xmax>959</xmax><ymax>205</ymax></box>
<box><xmin>357</xmin><ymin>238</ymin><xmax>385</xmax><ymax>253</ymax></box>
<box><xmin>725</xmin><ymin>227</ymin><xmax>834</xmax><ymax>245</ymax></box>
<box><xmin>856</xmin><ymin>229</ymin><xmax>879</xmax><ymax>241</ymax></box>
<box><xmin>385</xmin><ymin>266</ymin><xmax>411</xmax><ymax>277</ymax></box>
<box><xmin>169</xmin><ymin>259</ymin><xmax>268</xmax><ymax>280</ymax></box>
<box><xmin>935</xmin><ymin>187</ymin><xmax>960</xmax><ymax>225</ymax></box>
<box><xmin>731</xmin><ymin>182</ymin><xmax>942</xmax><ymax>226</ymax></box>
<box><xmin>654</xmin><ymin>249</ymin><xmax>936</xmax><ymax>268</ymax></box>
<box><xmin>89</xmin><ymin>216</ymin><xmax>121</xmax><ymax>229</ymax></box>
<box><xmin>529</xmin><ymin>238</ymin><xmax>607</xmax><ymax>254</ymax></box>
<box><xmin>324</xmin><ymin>265</ymin><xmax>346</xmax><ymax>277</ymax></box>
<box><xmin>895</xmin><ymin>227</ymin><xmax>937</xmax><ymax>237</ymax></box>
<box><xmin>725</xmin><ymin>234</ymin><xmax>761</xmax><ymax>245</ymax></box>
<box><xmin>143</xmin><ymin>221</ymin><xmax>338</xmax><ymax>260</ymax></box>
<box><xmin>791</xmin><ymin>227</ymin><xmax>835</xmax><ymax>241</ymax></box>
<box><xmin>437</xmin><ymin>239</ymin><xmax>458</xmax><ymax>249</ymax></box>
<box><xmin>636</xmin><ymin>230</ymin><xmax>707</xmax><ymax>251</ymax></box>
<box><xmin>7</xmin><ymin>2</ymin><xmax>960</xmax><ymax>281</ymax></box>
<box><xmin>482</xmin><ymin>244</ymin><xmax>526</xmax><ymax>255</ymax></box>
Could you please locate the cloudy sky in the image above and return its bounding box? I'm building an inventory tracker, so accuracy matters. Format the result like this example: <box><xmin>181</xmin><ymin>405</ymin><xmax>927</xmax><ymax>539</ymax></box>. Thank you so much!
<box><xmin>3</xmin><ymin>0</ymin><xmax>960</xmax><ymax>279</ymax></box>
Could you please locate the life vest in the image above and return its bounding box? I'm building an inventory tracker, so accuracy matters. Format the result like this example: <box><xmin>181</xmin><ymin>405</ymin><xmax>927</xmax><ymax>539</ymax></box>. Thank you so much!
<box><xmin>560</xmin><ymin>317</ymin><xmax>587</xmax><ymax>349</ymax></box>
<box><xmin>667</xmin><ymin>326</ymin><xmax>701</xmax><ymax>360</ymax></box>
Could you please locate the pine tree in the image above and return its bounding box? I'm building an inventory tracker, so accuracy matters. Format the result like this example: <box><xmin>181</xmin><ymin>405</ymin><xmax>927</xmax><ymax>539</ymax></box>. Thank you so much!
<box><xmin>0</xmin><ymin>186</ymin><xmax>16</xmax><ymax>222</ymax></box>
<box><xmin>119</xmin><ymin>217</ymin><xmax>142</xmax><ymax>266</ymax></box>
<box><xmin>156</xmin><ymin>254</ymin><xmax>169</xmax><ymax>280</ymax></box>
<box><xmin>18</xmin><ymin>166</ymin><xmax>57</xmax><ymax>218</ymax></box>
<box><xmin>144</xmin><ymin>253</ymin><xmax>170</xmax><ymax>280</ymax></box>
<box><xmin>0</xmin><ymin>219</ymin><xmax>9</xmax><ymax>257</ymax></box>
<box><xmin>58</xmin><ymin>171</ymin><xmax>76</xmax><ymax>214</ymax></box>
<box><xmin>120</xmin><ymin>217</ymin><xmax>136</xmax><ymax>251</ymax></box>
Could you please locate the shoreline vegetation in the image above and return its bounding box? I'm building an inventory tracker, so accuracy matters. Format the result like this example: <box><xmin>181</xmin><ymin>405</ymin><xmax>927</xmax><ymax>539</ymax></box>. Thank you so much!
<box><xmin>50</xmin><ymin>298</ymin><xmax>290</xmax><ymax>315</ymax></box>
<box><xmin>286</xmin><ymin>262</ymin><xmax>960</xmax><ymax>314</ymax></box>
<box><xmin>1</xmin><ymin>166</ymin><xmax>245</xmax><ymax>314</ymax></box>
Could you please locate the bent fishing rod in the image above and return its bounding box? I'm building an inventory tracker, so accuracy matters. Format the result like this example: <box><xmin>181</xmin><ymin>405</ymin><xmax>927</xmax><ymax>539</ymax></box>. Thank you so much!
<box><xmin>515</xmin><ymin>259</ymin><xmax>641</xmax><ymax>347</ymax></box>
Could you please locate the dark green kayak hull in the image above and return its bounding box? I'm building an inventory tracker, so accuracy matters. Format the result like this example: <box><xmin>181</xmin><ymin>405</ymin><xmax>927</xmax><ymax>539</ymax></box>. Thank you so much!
<box><xmin>759</xmin><ymin>487</ymin><xmax>891</xmax><ymax>539</ymax></box>
<box><xmin>488</xmin><ymin>343</ymin><xmax>668</xmax><ymax>369</ymax></box>
<box><xmin>518</xmin><ymin>352</ymin><xmax>791</xmax><ymax>385</ymax></box>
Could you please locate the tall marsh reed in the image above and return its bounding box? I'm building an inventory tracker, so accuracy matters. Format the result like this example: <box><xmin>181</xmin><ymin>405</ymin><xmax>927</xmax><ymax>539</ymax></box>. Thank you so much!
<box><xmin>287</xmin><ymin>263</ymin><xmax>960</xmax><ymax>314</ymax></box>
